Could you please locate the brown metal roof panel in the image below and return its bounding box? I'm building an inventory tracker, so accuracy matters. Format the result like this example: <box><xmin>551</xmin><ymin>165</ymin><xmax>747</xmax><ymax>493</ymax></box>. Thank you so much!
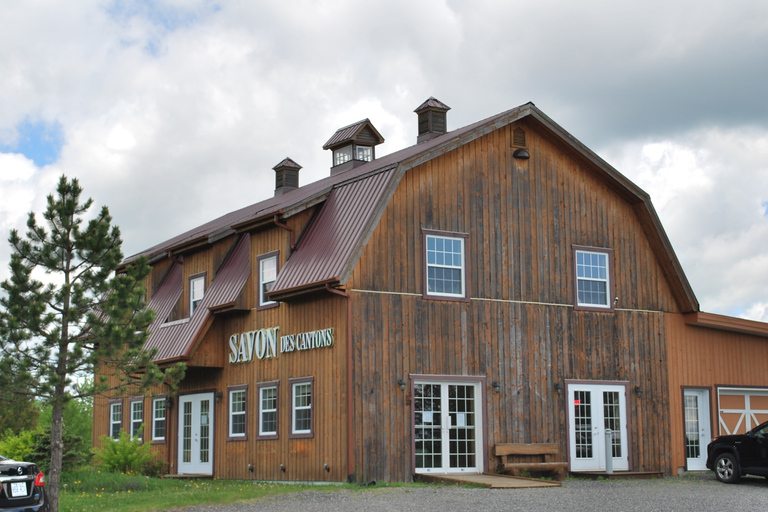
<box><xmin>270</xmin><ymin>168</ymin><xmax>397</xmax><ymax>294</ymax></box>
<box><xmin>146</xmin><ymin>234</ymin><xmax>251</xmax><ymax>363</ymax></box>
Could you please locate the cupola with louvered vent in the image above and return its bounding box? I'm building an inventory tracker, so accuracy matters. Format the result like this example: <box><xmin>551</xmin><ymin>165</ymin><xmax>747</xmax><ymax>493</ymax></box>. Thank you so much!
<box><xmin>415</xmin><ymin>97</ymin><xmax>450</xmax><ymax>143</ymax></box>
<box><xmin>273</xmin><ymin>157</ymin><xmax>302</xmax><ymax>196</ymax></box>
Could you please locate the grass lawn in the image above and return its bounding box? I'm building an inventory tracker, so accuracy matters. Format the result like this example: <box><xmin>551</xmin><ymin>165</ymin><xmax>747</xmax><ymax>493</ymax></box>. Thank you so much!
<box><xmin>58</xmin><ymin>469</ymin><xmax>431</xmax><ymax>512</ymax></box>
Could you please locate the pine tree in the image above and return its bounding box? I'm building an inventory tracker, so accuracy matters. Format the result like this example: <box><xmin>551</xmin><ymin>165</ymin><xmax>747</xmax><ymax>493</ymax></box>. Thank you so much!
<box><xmin>0</xmin><ymin>176</ymin><xmax>184</xmax><ymax>512</ymax></box>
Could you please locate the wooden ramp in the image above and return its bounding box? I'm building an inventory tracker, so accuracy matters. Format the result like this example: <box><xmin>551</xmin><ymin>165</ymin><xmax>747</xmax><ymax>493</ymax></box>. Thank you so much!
<box><xmin>415</xmin><ymin>472</ymin><xmax>561</xmax><ymax>488</ymax></box>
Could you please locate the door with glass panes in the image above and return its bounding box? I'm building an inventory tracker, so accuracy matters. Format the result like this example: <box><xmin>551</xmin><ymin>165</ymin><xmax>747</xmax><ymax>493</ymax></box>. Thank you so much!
<box><xmin>412</xmin><ymin>380</ymin><xmax>484</xmax><ymax>474</ymax></box>
<box><xmin>683</xmin><ymin>388</ymin><xmax>711</xmax><ymax>471</ymax></box>
<box><xmin>567</xmin><ymin>382</ymin><xmax>629</xmax><ymax>471</ymax></box>
<box><xmin>177</xmin><ymin>393</ymin><xmax>214</xmax><ymax>475</ymax></box>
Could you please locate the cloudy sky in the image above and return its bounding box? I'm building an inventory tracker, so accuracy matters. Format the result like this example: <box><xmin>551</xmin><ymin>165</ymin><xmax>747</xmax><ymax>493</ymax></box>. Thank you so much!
<box><xmin>1</xmin><ymin>0</ymin><xmax>767</xmax><ymax>320</ymax></box>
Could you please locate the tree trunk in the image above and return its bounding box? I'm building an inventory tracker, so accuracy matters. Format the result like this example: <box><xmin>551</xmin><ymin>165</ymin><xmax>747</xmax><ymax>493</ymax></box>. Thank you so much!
<box><xmin>48</xmin><ymin>401</ymin><xmax>64</xmax><ymax>512</ymax></box>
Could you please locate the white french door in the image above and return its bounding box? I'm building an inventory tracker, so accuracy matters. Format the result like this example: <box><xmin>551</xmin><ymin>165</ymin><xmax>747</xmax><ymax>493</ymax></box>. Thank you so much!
<box><xmin>413</xmin><ymin>380</ymin><xmax>484</xmax><ymax>474</ymax></box>
<box><xmin>683</xmin><ymin>388</ymin><xmax>711</xmax><ymax>471</ymax></box>
<box><xmin>567</xmin><ymin>383</ymin><xmax>629</xmax><ymax>472</ymax></box>
<box><xmin>178</xmin><ymin>393</ymin><xmax>214</xmax><ymax>475</ymax></box>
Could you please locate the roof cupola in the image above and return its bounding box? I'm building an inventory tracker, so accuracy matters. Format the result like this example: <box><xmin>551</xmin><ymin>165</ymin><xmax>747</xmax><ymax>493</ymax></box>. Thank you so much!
<box><xmin>322</xmin><ymin>119</ymin><xmax>384</xmax><ymax>175</ymax></box>
<box><xmin>415</xmin><ymin>97</ymin><xmax>450</xmax><ymax>143</ymax></box>
<box><xmin>273</xmin><ymin>157</ymin><xmax>302</xmax><ymax>196</ymax></box>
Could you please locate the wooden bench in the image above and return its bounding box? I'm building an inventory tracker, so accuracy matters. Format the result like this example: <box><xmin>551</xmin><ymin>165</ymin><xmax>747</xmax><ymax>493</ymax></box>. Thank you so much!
<box><xmin>494</xmin><ymin>443</ymin><xmax>568</xmax><ymax>480</ymax></box>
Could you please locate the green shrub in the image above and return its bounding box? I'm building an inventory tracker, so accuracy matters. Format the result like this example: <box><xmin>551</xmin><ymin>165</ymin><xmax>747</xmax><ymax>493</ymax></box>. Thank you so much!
<box><xmin>0</xmin><ymin>429</ymin><xmax>37</xmax><ymax>461</ymax></box>
<box><xmin>93</xmin><ymin>430</ymin><xmax>163</xmax><ymax>476</ymax></box>
<box><xmin>25</xmin><ymin>426</ymin><xmax>90</xmax><ymax>473</ymax></box>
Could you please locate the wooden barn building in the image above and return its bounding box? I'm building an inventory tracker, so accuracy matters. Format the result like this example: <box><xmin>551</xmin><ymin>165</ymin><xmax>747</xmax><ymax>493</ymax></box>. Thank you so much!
<box><xmin>93</xmin><ymin>98</ymin><xmax>768</xmax><ymax>482</ymax></box>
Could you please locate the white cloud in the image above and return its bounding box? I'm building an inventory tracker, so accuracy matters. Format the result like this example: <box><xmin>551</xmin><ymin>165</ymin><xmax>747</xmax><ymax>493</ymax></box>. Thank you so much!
<box><xmin>1</xmin><ymin>0</ymin><xmax>768</xmax><ymax>322</ymax></box>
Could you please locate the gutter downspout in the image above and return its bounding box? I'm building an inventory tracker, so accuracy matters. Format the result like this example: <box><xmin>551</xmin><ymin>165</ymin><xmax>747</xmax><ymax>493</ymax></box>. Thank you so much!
<box><xmin>273</xmin><ymin>215</ymin><xmax>295</xmax><ymax>250</ymax></box>
<box><xmin>325</xmin><ymin>283</ymin><xmax>355</xmax><ymax>482</ymax></box>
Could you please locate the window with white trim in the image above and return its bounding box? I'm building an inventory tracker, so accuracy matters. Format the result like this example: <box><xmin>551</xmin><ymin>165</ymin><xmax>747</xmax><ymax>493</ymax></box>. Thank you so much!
<box><xmin>229</xmin><ymin>388</ymin><xmax>247</xmax><ymax>438</ymax></box>
<box><xmin>258</xmin><ymin>384</ymin><xmax>279</xmax><ymax>438</ymax></box>
<box><xmin>190</xmin><ymin>275</ymin><xmax>205</xmax><ymax>315</ymax></box>
<box><xmin>575</xmin><ymin>248</ymin><xmax>612</xmax><ymax>309</ymax></box>
<box><xmin>290</xmin><ymin>378</ymin><xmax>313</xmax><ymax>438</ymax></box>
<box><xmin>356</xmin><ymin>145</ymin><xmax>372</xmax><ymax>161</ymax></box>
<box><xmin>110</xmin><ymin>401</ymin><xmax>122</xmax><ymax>440</ymax></box>
<box><xmin>424</xmin><ymin>233</ymin><xmax>466</xmax><ymax>298</ymax></box>
<box><xmin>258</xmin><ymin>253</ymin><xmax>278</xmax><ymax>308</ymax></box>
<box><xmin>130</xmin><ymin>399</ymin><xmax>143</xmax><ymax>440</ymax></box>
<box><xmin>152</xmin><ymin>398</ymin><xmax>166</xmax><ymax>441</ymax></box>
<box><xmin>333</xmin><ymin>146</ymin><xmax>352</xmax><ymax>166</ymax></box>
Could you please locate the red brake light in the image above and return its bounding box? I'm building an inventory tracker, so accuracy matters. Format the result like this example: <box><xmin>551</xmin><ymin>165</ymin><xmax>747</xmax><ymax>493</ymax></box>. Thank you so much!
<box><xmin>34</xmin><ymin>472</ymin><xmax>45</xmax><ymax>487</ymax></box>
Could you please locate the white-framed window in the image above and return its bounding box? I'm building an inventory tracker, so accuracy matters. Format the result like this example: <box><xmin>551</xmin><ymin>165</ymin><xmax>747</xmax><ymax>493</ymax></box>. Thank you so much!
<box><xmin>130</xmin><ymin>399</ymin><xmax>143</xmax><ymax>440</ymax></box>
<box><xmin>290</xmin><ymin>377</ymin><xmax>314</xmax><ymax>438</ymax></box>
<box><xmin>574</xmin><ymin>247</ymin><xmax>613</xmax><ymax>310</ymax></box>
<box><xmin>258</xmin><ymin>252</ymin><xmax>278</xmax><ymax>309</ymax></box>
<box><xmin>258</xmin><ymin>383</ymin><xmax>279</xmax><ymax>439</ymax></box>
<box><xmin>110</xmin><ymin>401</ymin><xmax>122</xmax><ymax>440</ymax></box>
<box><xmin>333</xmin><ymin>146</ymin><xmax>353</xmax><ymax>166</ymax></box>
<box><xmin>152</xmin><ymin>398</ymin><xmax>166</xmax><ymax>441</ymax></box>
<box><xmin>190</xmin><ymin>274</ymin><xmax>205</xmax><ymax>315</ymax></box>
<box><xmin>228</xmin><ymin>387</ymin><xmax>247</xmax><ymax>439</ymax></box>
<box><xmin>356</xmin><ymin>145</ymin><xmax>372</xmax><ymax>162</ymax></box>
<box><xmin>424</xmin><ymin>232</ymin><xmax>467</xmax><ymax>299</ymax></box>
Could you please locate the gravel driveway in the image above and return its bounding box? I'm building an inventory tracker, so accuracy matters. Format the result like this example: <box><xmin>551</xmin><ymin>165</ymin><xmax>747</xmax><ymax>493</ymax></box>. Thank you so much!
<box><xmin>172</xmin><ymin>473</ymin><xmax>767</xmax><ymax>512</ymax></box>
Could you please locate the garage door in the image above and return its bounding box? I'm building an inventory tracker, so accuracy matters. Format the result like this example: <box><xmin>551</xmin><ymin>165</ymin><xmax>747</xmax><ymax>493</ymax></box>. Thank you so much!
<box><xmin>717</xmin><ymin>388</ymin><xmax>768</xmax><ymax>435</ymax></box>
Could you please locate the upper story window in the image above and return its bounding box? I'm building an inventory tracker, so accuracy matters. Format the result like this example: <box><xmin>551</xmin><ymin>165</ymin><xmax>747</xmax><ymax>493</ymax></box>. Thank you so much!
<box><xmin>189</xmin><ymin>273</ymin><xmax>205</xmax><ymax>315</ymax></box>
<box><xmin>152</xmin><ymin>397</ymin><xmax>166</xmax><ymax>442</ymax></box>
<box><xmin>257</xmin><ymin>252</ymin><xmax>279</xmax><ymax>310</ymax></box>
<box><xmin>110</xmin><ymin>401</ymin><xmax>122</xmax><ymax>440</ymax></box>
<box><xmin>423</xmin><ymin>230</ymin><xmax>468</xmax><ymax>300</ymax></box>
<box><xmin>573</xmin><ymin>246</ymin><xmax>614</xmax><ymax>311</ymax></box>
<box><xmin>130</xmin><ymin>399</ymin><xmax>143</xmax><ymax>440</ymax></box>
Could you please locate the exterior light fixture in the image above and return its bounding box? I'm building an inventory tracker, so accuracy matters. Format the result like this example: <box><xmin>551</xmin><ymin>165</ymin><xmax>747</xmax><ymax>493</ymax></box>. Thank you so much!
<box><xmin>280</xmin><ymin>464</ymin><xmax>286</xmax><ymax>473</ymax></box>
<box><xmin>324</xmin><ymin>463</ymin><xmax>330</xmax><ymax>472</ymax></box>
<box><xmin>635</xmin><ymin>386</ymin><xmax>643</xmax><ymax>398</ymax></box>
<box><xmin>397</xmin><ymin>378</ymin><xmax>406</xmax><ymax>390</ymax></box>
<box><xmin>512</xmin><ymin>148</ymin><xmax>530</xmax><ymax>159</ymax></box>
<box><xmin>554</xmin><ymin>383</ymin><xmax>563</xmax><ymax>394</ymax></box>
<box><xmin>215</xmin><ymin>391</ymin><xmax>223</xmax><ymax>403</ymax></box>
<box><xmin>492</xmin><ymin>381</ymin><xmax>500</xmax><ymax>393</ymax></box>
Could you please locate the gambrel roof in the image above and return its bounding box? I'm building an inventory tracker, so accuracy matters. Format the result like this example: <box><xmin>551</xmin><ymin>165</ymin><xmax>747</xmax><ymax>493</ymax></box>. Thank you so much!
<box><xmin>129</xmin><ymin>101</ymin><xmax>710</xmax><ymax>363</ymax></box>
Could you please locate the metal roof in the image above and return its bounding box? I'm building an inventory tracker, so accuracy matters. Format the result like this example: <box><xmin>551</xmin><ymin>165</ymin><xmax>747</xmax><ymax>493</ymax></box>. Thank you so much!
<box><xmin>414</xmin><ymin>97</ymin><xmax>451</xmax><ymax>112</ymax></box>
<box><xmin>322</xmin><ymin>119</ymin><xmax>385</xmax><ymax>150</ymax></box>
<box><xmin>144</xmin><ymin>233</ymin><xmax>251</xmax><ymax>363</ymax></box>
<box><xmin>124</xmin><ymin>100</ymin><xmax>699</xmax><ymax>314</ymax></box>
<box><xmin>269</xmin><ymin>166</ymin><xmax>399</xmax><ymax>297</ymax></box>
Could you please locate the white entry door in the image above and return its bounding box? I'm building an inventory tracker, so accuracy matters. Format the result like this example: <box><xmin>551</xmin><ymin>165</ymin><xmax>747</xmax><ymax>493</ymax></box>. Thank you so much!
<box><xmin>413</xmin><ymin>380</ymin><xmax>484</xmax><ymax>474</ymax></box>
<box><xmin>567</xmin><ymin>383</ymin><xmax>629</xmax><ymax>472</ymax></box>
<box><xmin>178</xmin><ymin>393</ymin><xmax>214</xmax><ymax>475</ymax></box>
<box><xmin>684</xmin><ymin>388</ymin><xmax>711</xmax><ymax>471</ymax></box>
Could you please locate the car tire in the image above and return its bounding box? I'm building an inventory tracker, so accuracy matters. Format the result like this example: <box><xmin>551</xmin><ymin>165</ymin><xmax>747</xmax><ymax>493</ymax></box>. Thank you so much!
<box><xmin>714</xmin><ymin>453</ymin><xmax>740</xmax><ymax>483</ymax></box>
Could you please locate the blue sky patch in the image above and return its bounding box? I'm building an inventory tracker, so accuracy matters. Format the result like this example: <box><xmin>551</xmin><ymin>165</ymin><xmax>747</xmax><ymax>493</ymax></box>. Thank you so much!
<box><xmin>0</xmin><ymin>119</ymin><xmax>64</xmax><ymax>166</ymax></box>
<box><xmin>106</xmin><ymin>0</ymin><xmax>219</xmax><ymax>56</ymax></box>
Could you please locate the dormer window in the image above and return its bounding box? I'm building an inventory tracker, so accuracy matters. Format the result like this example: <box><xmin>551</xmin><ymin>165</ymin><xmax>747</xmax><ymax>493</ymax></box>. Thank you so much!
<box><xmin>189</xmin><ymin>273</ymin><xmax>206</xmax><ymax>315</ymax></box>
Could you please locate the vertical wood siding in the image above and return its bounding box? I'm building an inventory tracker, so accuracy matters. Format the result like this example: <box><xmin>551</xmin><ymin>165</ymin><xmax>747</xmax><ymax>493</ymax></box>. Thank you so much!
<box><xmin>666</xmin><ymin>314</ymin><xmax>768</xmax><ymax>473</ymax></box>
<box><xmin>348</xmin><ymin>121</ymin><xmax>676</xmax><ymax>481</ymax></box>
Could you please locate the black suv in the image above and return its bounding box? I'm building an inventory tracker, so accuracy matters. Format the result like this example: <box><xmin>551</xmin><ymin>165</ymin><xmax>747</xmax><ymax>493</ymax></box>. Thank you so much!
<box><xmin>706</xmin><ymin>420</ymin><xmax>768</xmax><ymax>483</ymax></box>
<box><xmin>0</xmin><ymin>455</ymin><xmax>47</xmax><ymax>512</ymax></box>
